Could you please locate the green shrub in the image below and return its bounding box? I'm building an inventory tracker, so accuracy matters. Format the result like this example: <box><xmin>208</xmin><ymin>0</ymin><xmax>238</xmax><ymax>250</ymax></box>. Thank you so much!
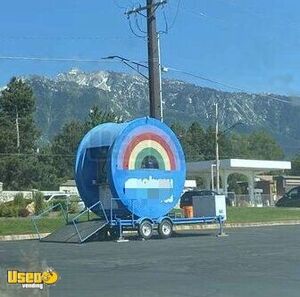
<box><xmin>13</xmin><ymin>193</ymin><xmax>27</xmax><ymax>208</ymax></box>
<box><xmin>0</xmin><ymin>196</ymin><xmax>34</xmax><ymax>217</ymax></box>
<box><xmin>50</xmin><ymin>199</ymin><xmax>68</xmax><ymax>212</ymax></box>
<box><xmin>2</xmin><ymin>201</ymin><xmax>14</xmax><ymax>207</ymax></box>
<box><xmin>0</xmin><ymin>205</ymin><xmax>8</xmax><ymax>217</ymax></box>
<box><xmin>0</xmin><ymin>204</ymin><xmax>19</xmax><ymax>217</ymax></box>
<box><xmin>33</xmin><ymin>191</ymin><xmax>45</xmax><ymax>215</ymax></box>
<box><xmin>69</xmin><ymin>201</ymin><xmax>79</xmax><ymax>214</ymax></box>
<box><xmin>69</xmin><ymin>195</ymin><xmax>81</xmax><ymax>214</ymax></box>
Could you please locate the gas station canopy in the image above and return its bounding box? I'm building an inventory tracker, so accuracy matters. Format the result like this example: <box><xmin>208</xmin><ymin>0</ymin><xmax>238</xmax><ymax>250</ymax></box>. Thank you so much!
<box><xmin>187</xmin><ymin>159</ymin><xmax>291</xmax><ymax>203</ymax></box>
<box><xmin>187</xmin><ymin>159</ymin><xmax>291</xmax><ymax>176</ymax></box>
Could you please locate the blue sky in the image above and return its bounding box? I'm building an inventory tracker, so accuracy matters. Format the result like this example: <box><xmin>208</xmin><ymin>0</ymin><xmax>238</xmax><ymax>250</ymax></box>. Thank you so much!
<box><xmin>0</xmin><ymin>0</ymin><xmax>300</xmax><ymax>95</ymax></box>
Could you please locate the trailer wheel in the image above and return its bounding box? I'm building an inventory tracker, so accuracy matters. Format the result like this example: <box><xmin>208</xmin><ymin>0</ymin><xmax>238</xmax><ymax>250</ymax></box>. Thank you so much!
<box><xmin>138</xmin><ymin>220</ymin><xmax>153</xmax><ymax>240</ymax></box>
<box><xmin>158</xmin><ymin>220</ymin><xmax>173</xmax><ymax>239</ymax></box>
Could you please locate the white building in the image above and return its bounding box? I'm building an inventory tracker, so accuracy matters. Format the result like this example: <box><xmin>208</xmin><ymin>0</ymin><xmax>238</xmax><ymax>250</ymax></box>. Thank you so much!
<box><xmin>59</xmin><ymin>180</ymin><xmax>79</xmax><ymax>195</ymax></box>
<box><xmin>187</xmin><ymin>159</ymin><xmax>291</xmax><ymax>204</ymax></box>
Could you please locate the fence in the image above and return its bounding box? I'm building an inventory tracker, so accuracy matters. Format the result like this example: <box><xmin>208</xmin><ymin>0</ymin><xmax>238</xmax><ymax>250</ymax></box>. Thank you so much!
<box><xmin>231</xmin><ymin>194</ymin><xmax>274</xmax><ymax>207</ymax></box>
<box><xmin>0</xmin><ymin>192</ymin><xmax>84</xmax><ymax>219</ymax></box>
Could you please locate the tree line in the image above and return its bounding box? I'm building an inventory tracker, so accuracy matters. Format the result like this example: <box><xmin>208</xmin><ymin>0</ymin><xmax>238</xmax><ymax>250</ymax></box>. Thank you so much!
<box><xmin>0</xmin><ymin>78</ymin><xmax>299</xmax><ymax>191</ymax></box>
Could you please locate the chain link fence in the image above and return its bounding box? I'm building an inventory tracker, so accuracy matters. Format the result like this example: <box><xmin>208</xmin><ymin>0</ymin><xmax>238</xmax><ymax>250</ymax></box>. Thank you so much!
<box><xmin>0</xmin><ymin>191</ymin><xmax>85</xmax><ymax>219</ymax></box>
<box><xmin>229</xmin><ymin>193</ymin><xmax>274</xmax><ymax>207</ymax></box>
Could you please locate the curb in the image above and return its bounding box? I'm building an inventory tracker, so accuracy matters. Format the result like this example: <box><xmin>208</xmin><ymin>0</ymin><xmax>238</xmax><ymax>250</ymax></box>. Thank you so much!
<box><xmin>0</xmin><ymin>233</ymin><xmax>50</xmax><ymax>241</ymax></box>
<box><xmin>1</xmin><ymin>220</ymin><xmax>300</xmax><ymax>241</ymax></box>
<box><xmin>174</xmin><ymin>220</ymin><xmax>300</xmax><ymax>231</ymax></box>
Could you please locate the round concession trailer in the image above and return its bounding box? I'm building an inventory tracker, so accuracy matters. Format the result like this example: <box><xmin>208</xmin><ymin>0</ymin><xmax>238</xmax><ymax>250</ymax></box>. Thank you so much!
<box><xmin>74</xmin><ymin>117</ymin><xmax>225</xmax><ymax>241</ymax></box>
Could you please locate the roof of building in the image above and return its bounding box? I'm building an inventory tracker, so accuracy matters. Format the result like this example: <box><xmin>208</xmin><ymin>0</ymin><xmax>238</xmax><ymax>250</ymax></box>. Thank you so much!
<box><xmin>187</xmin><ymin>159</ymin><xmax>291</xmax><ymax>176</ymax></box>
<box><xmin>274</xmin><ymin>175</ymin><xmax>300</xmax><ymax>180</ymax></box>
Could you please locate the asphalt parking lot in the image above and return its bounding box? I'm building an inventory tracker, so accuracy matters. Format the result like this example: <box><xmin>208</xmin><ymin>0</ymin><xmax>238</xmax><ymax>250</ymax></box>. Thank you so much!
<box><xmin>0</xmin><ymin>226</ymin><xmax>300</xmax><ymax>297</ymax></box>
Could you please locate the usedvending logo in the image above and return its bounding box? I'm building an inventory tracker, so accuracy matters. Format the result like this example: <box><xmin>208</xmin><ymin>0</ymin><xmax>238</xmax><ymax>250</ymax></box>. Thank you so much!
<box><xmin>7</xmin><ymin>269</ymin><xmax>59</xmax><ymax>289</ymax></box>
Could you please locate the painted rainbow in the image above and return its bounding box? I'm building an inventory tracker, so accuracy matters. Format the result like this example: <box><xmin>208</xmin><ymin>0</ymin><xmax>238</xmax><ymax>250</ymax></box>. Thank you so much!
<box><xmin>122</xmin><ymin>132</ymin><xmax>176</xmax><ymax>170</ymax></box>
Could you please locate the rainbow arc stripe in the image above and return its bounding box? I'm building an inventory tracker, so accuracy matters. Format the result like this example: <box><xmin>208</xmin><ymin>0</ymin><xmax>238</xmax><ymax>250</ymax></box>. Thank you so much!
<box><xmin>122</xmin><ymin>132</ymin><xmax>176</xmax><ymax>171</ymax></box>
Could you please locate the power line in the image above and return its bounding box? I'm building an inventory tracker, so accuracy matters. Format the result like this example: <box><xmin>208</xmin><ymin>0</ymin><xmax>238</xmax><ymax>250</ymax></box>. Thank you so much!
<box><xmin>0</xmin><ymin>56</ymin><xmax>120</xmax><ymax>64</ymax></box>
<box><xmin>134</xmin><ymin>14</ymin><xmax>147</xmax><ymax>34</ymax></box>
<box><xmin>166</xmin><ymin>0</ymin><xmax>181</xmax><ymax>30</ymax></box>
<box><xmin>0</xmin><ymin>54</ymin><xmax>294</xmax><ymax>105</ymax></box>
<box><xmin>166</xmin><ymin>67</ymin><xmax>291</xmax><ymax>104</ymax></box>
<box><xmin>0</xmin><ymin>54</ymin><xmax>148</xmax><ymax>67</ymax></box>
<box><xmin>128</xmin><ymin>15</ymin><xmax>147</xmax><ymax>38</ymax></box>
<box><xmin>159</xmin><ymin>10</ymin><xmax>169</xmax><ymax>34</ymax></box>
<box><xmin>167</xmin><ymin>67</ymin><xmax>245</xmax><ymax>92</ymax></box>
<box><xmin>0</xmin><ymin>36</ymin><xmax>130</xmax><ymax>41</ymax></box>
<box><xmin>0</xmin><ymin>153</ymin><xmax>75</xmax><ymax>157</ymax></box>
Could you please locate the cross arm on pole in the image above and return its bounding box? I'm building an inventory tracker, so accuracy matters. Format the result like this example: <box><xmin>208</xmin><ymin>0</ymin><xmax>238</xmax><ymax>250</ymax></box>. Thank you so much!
<box><xmin>125</xmin><ymin>0</ymin><xmax>167</xmax><ymax>16</ymax></box>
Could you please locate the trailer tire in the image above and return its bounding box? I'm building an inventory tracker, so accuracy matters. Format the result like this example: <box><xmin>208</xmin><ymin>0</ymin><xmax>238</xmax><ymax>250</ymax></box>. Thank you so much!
<box><xmin>158</xmin><ymin>219</ymin><xmax>173</xmax><ymax>239</ymax></box>
<box><xmin>138</xmin><ymin>220</ymin><xmax>153</xmax><ymax>240</ymax></box>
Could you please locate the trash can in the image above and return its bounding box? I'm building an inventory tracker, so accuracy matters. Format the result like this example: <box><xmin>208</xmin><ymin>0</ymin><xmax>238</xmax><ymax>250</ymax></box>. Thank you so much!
<box><xmin>183</xmin><ymin>206</ymin><xmax>193</xmax><ymax>218</ymax></box>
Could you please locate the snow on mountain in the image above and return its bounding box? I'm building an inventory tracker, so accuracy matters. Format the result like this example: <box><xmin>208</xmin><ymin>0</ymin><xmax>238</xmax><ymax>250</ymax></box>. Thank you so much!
<box><xmin>23</xmin><ymin>69</ymin><xmax>300</xmax><ymax>155</ymax></box>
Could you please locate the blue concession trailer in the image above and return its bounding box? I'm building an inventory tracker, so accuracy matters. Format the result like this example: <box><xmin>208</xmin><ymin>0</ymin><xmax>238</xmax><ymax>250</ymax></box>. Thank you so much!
<box><xmin>73</xmin><ymin>117</ymin><xmax>226</xmax><ymax>241</ymax></box>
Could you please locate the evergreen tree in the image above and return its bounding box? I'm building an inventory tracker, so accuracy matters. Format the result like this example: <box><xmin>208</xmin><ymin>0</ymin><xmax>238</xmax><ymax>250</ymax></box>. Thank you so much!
<box><xmin>170</xmin><ymin>121</ymin><xmax>284</xmax><ymax>162</ymax></box>
<box><xmin>51</xmin><ymin>120</ymin><xmax>86</xmax><ymax>179</ymax></box>
<box><xmin>0</xmin><ymin>78</ymin><xmax>48</xmax><ymax>190</ymax></box>
<box><xmin>85</xmin><ymin>105</ymin><xmax>121</xmax><ymax>130</ymax></box>
<box><xmin>290</xmin><ymin>154</ymin><xmax>300</xmax><ymax>175</ymax></box>
<box><xmin>170</xmin><ymin>122</ymin><xmax>186</xmax><ymax>140</ymax></box>
<box><xmin>170</xmin><ymin>122</ymin><xmax>190</xmax><ymax>160</ymax></box>
<box><xmin>203</xmin><ymin>126</ymin><xmax>216</xmax><ymax>160</ymax></box>
<box><xmin>0</xmin><ymin>77</ymin><xmax>39</xmax><ymax>153</ymax></box>
<box><xmin>230</xmin><ymin>133</ymin><xmax>252</xmax><ymax>159</ymax></box>
<box><xmin>247</xmin><ymin>131</ymin><xmax>284</xmax><ymax>160</ymax></box>
<box><xmin>0</xmin><ymin>155</ymin><xmax>59</xmax><ymax>190</ymax></box>
<box><xmin>185</xmin><ymin>122</ymin><xmax>206</xmax><ymax>161</ymax></box>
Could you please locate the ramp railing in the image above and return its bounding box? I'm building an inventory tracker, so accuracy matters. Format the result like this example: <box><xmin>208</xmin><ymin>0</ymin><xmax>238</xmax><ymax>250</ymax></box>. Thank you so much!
<box><xmin>110</xmin><ymin>198</ymin><xmax>137</xmax><ymax>224</ymax></box>
<box><xmin>32</xmin><ymin>203</ymin><xmax>67</xmax><ymax>240</ymax></box>
<box><xmin>72</xmin><ymin>200</ymin><xmax>108</xmax><ymax>243</ymax></box>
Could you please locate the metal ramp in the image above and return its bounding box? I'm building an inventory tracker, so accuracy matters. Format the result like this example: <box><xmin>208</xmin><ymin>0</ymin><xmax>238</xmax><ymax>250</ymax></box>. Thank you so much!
<box><xmin>32</xmin><ymin>201</ymin><xmax>109</xmax><ymax>243</ymax></box>
<box><xmin>41</xmin><ymin>219</ymin><xmax>108</xmax><ymax>243</ymax></box>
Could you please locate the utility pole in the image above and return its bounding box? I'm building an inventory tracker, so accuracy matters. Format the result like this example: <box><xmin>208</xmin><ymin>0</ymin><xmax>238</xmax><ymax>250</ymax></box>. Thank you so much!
<box><xmin>157</xmin><ymin>33</ymin><xmax>163</xmax><ymax>121</ymax></box>
<box><xmin>147</xmin><ymin>0</ymin><xmax>162</xmax><ymax>120</ymax></box>
<box><xmin>126</xmin><ymin>0</ymin><xmax>167</xmax><ymax>121</ymax></box>
<box><xmin>15</xmin><ymin>108</ymin><xmax>20</xmax><ymax>154</ymax></box>
<box><xmin>211</xmin><ymin>164</ymin><xmax>215</xmax><ymax>191</ymax></box>
<box><xmin>215</xmin><ymin>103</ymin><xmax>220</xmax><ymax>193</ymax></box>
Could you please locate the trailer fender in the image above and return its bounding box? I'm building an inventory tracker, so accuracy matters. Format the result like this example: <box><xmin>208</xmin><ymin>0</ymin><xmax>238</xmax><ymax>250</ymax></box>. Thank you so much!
<box><xmin>136</xmin><ymin>217</ymin><xmax>154</xmax><ymax>226</ymax></box>
<box><xmin>156</xmin><ymin>216</ymin><xmax>173</xmax><ymax>225</ymax></box>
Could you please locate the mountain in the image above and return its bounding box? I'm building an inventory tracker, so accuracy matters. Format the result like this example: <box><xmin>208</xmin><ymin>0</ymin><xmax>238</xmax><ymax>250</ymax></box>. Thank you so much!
<box><xmin>24</xmin><ymin>69</ymin><xmax>300</xmax><ymax>155</ymax></box>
